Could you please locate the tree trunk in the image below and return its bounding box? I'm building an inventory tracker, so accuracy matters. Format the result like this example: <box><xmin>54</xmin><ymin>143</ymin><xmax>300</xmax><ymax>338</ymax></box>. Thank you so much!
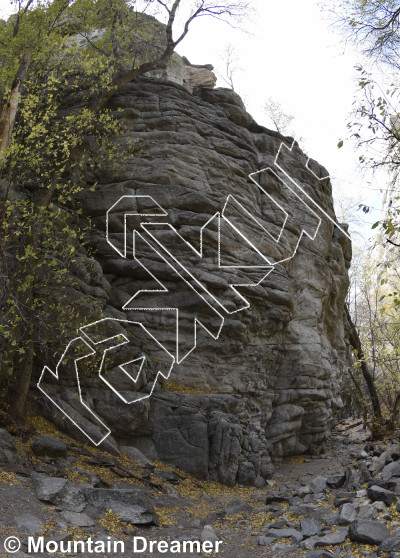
<box><xmin>345</xmin><ymin>305</ymin><xmax>383</xmax><ymax>435</ymax></box>
<box><xmin>5</xmin><ymin>290</ymin><xmax>35</xmax><ymax>421</ymax></box>
<box><xmin>0</xmin><ymin>52</ymin><xmax>30</xmax><ymax>156</ymax></box>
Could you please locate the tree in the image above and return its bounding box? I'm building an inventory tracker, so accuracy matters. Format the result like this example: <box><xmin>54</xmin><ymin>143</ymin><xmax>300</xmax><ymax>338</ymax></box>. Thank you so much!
<box><xmin>0</xmin><ymin>0</ymin><xmax>252</xmax><ymax>423</ymax></box>
<box><xmin>333</xmin><ymin>1</ymin><xmax>400</xmax><ymax>241</ymax></box>
<box><xmin>215</xmin><ymin>43</ymin><xmax>241</xmax><ymax>90</ymax></box>
<box><xmin>83</xmin><ymin>0</ymin><xmax>251</xmax><ymax>111</ymax></box>
<box><xmin>336</xmin><ymin>0</ymin><xmax>400</xmax><ymax>69</ymax></box>
<box><xmin>344</xmin><ymin>242</ymin><xmax>400</xmax><ymax>435</ymax></box>
<box><xmin>263</xmin><ymin>97</ymin><xmax>296</xmax><ymax>137</ymax></box>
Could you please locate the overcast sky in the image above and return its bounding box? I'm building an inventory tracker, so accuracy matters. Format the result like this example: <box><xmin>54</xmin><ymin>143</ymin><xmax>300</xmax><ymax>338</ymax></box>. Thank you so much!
<box><xmin>0</xmin><ymin>0</ymin><xmax>385</xmax><ymax>244</ymax></box>
<box><xmin>175</xmin><ymin>0</ymin><xmax>385</xmax><ymax>245</ymax></box>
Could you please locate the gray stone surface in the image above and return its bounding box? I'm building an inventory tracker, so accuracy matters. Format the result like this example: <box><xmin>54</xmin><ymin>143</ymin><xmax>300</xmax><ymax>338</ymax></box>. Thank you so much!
<box><xmin>121</xmin><ymin>446</ymin><xmax>155</xmax><ymax>468</ymax></box>
<box><xmin>31</xmin><ymin>474</ymin><xmax>86</xmax><ymax>511</ymax></box>
<box><xmin>301</xmin><ymin>518</ymin><xmax>323</xmax><ymax>537</ymax></box>
<box><xmin>224</xmin><ymin>499</ymin><xmax>253</xmax><ymax>515</ymax></box>
<box><xmin>31</xmin><ymin>435</ymin><xmax>67</xmax><ymax>458</ymax></box>
<box><xmin>35</xmin><ymin>64</ymin><xmax>352</xmax><ymax>483</ymax></box>
<box><xmin>339</xmin><ymin>503</ymin><xmax>357</xmax><ymax>525</ymax></box>
<box><xmin>357</xmin><ymin>503</ymin><xmax>378</xmax><ymax>520</ymax></box>
<box><xmin>314</xmin><ymin>528</ymin><xmax>348</xmax><ymax>546</ymax></box>
<box><xmin>200</xmin><ymin>525</ymin><xmax>221</xmax><ymax>544</ymax></box>
<box><xmin>367</xmin><ymin>485</ymin><xmax>397</xmax><ymax>506</ymax></box>
<box><xmin>349</xmin><ymin>519</ymin><xmax>391</xmax><ymax>544</ymax></box>
<box><xmin>378</xmin><ymin>535</ymin><xmax>400</xmax><ymax>553</ymax></box>
<box><xmin>382</xmin><ymin>460</ymin><xmax>400</xmax><ymax>481</ymax></box>
<box><xmin>73</xmin><ymin>467</ymin><xmax>103</xmax><ymax>487</ymax></box>
<box><xmin>155</xmin><ymin>469</ymin><xmax>180</xmax><ymax>484</ymax></box>
<box><xmin>82</xmin><ymin>487</ymin><xmax>158</xmax><ymax>525</ymax></box>
<box><xmin>301</xmin><ymin>529</ymin><xmax>349</xmax><ymax>550</ymax></box>
<box><xmin>369</xmin><ymin>446</ymin><xmax>400</xmax><ymax>476</ymax></box>
<box><xmin>0</xmin><ymin>428</ymin><xmax>20</xmax><ymax>464</ymax></box>
<box><xmin>14</xmin><ymin>514</ymin><xmax>43</xmax><ymax>535</ymax></box>
<box><xmin>60</xmin><ymin>510</ymin><xmax>95</xmax><ymax>527</ymax></box>
<box><xmin>309</xmin><ymin>476</ymin><xmax>327</xmax><ymax>494</ymax></box>
<box><xmin>326</xmin><ymin>474</ymin><xmax>346</xmax><ymax>488</ymax></box>
<box><xmin>267</xmin><ymin>527</ymin><xmax>303</xmax><ymax>543</ymax></box>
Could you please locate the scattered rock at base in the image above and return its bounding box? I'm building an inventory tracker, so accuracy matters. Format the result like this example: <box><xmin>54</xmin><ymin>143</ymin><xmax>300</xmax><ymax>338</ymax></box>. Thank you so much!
<box><xmin>377</xmin><ymin>534</ymin><xmax>400</xmax><ymax>553</ymax></box>
<box><xmin>349</xmin><ymin>519</ymin><xmax>390</xmax><ymax>545</ymax></box>
<box><xmin>121</xmin><ymin>446</ymin><xmax>155</xmax><ymax>469</ymax></box>
<box><xmin>381</xmin><ymin>460</ymin><xmax>400</xmax><ymax>481</ymax></box>
<box><xmin>0</xmin><ymin>428</ymin><xmax>20</xmax><ymax>464</ymax></box>
<box><xmin>14</xmin><ymin>514</ymin><xmax>43</xmax><ymax>535</ymax></box>
<box><xmin>31</xmin><ymin>435</ymin><xmax>67</xmax><ymax>458</ymax></box>
<box><xmin>200</xmin><ymin>525</ymin><xmax>221</xmax><ymax>544</ymax></box>
<box><xmin>224</xmin><ymin>499</ymin><xmax>253</xmax><ymax>515</ymax></box>
<box><xmin>60</xmin><ymin>510</ymin><xmax>95</xmax><ymax>527</ymax></box>
<box><xmin>338</xmin><ymin>503</ymin><xmax>357</xmax><ymax>525</ymax></box>
<box><xmin>367</xmin><ymin>485</ymin><xmax>397</xmax><ymax>506</ymax></box>
<box><xmin>82</xmin><ymin>487</ymin><xmax>159</xmax><ymax>525</ymax></box>
<box><xmin>309</xmin><ymin>476</ymin><xmax>327</xmax><ymax>494</ymax></box>
<box><xmin>32</xmin><ymin>474</ymin><xmax>86</xmax><ymax>512</ymax></box>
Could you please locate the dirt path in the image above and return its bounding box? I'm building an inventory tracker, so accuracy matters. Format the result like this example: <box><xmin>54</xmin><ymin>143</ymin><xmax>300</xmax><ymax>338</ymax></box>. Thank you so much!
<box><xmin>0</xmin><ymin>417</ymin><xmax>397</xmax><ymax>558</ymax></box>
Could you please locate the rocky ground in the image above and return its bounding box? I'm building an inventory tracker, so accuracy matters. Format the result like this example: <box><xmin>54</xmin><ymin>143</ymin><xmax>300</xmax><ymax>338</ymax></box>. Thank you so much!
<box><xmin>2</xmin><ymin>416</ymin><xmax>400</xmax><ymax>557</ymax></box>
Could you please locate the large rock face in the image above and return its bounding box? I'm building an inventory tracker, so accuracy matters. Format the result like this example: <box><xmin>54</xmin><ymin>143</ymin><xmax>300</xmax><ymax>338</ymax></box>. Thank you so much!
<box><xmin>36</xmin><ymin>71</ymin><xmax>352</xmax><ymax>486</ymax></box>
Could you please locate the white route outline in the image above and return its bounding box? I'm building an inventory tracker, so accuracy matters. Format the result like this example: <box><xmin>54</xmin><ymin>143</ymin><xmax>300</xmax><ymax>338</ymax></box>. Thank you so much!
<box><xmin>37</xmin><ymin>337</ymin><xmax>111</xmax><ymax>446</ymax></box>
<box><xmin>39</xmin><ymin>140</ymin><xmax>351</xmax><ymax>445</ymax></box>
<box><xmin>274</xmin><ymin>141</ymin><xmax>351</xmax><ymax>240</ymax></box>
<box><xmin>124</xmin><ymin>230</ymin><xmax>225</xmax><ymax>363</ymax></box>
<box><xmin>38</xmin><ymin>318</ymin><xmax>176</xmax><ymax>444</ymax></box>
<box><xmin>106</xmin><ymin>195</ymin><xmax>168</xmax><ymax>258</ymax></box>
<box><xmin>79</xmin><ymin>318</ymin><xmax>175</xmax><ymax>402</ymax></box>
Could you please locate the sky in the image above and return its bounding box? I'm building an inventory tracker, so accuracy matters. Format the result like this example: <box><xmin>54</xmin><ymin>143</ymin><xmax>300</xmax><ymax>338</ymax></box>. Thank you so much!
<box><xmin>173</xmin><ymin>0</ymin><xmax>384</xmax><ymax>245</ymax></box>
<box><xmin>0</xmin><ymin>0</ymin><xmax>386</xmax><ymax>245</ymax></box>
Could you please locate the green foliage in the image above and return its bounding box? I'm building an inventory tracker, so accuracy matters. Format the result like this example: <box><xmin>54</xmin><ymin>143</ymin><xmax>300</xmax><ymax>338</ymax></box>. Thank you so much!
<box><xmin>348</xmin><ymin>246</ymin><xmax>400</xmax><ymax>426</ymax></box>
<box><xmin>0</xmin><ymin>0</ymin><xmax>252</xmax><ymax>419</ymax></box>
<box><xmin>0</xmin><ymin>0</ymin><xmax>130</xmax><ymax>403</ymax></box>
<box><xmin>330</xmin><ymin>2</ymin><xmax>400</xmax><ymax>245</ymax></box>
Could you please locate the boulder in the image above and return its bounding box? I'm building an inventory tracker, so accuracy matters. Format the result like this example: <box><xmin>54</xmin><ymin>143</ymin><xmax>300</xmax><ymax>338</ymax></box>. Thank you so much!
<box><xmin>381</xmin><ymin>460</ymin><xmax>400</xmax><ymax>481</ymax></box>
<box><xmin>14</xmin><ymin>514</ymin><xmax>43</xmax><ymax>535</ymax></box>
<box><xmin>31</xmin><ymin>435</ymin><xmax>67</xmax><ymax>458</ymax></box>
<box><xmin>121</xmin><ymin>446</ymin><xmax>154</xmax><ymax>469</ymax></box>
<box><xmin>357</xmin><ymin>503</ymin><xmax>378</xmax><ymax>520</ymax></box>
<box><xmin>0</xmin><ymin>428</ymin><xmax>20</xmax><ymax>464</ymax></box>
<box><xmin>60</xmin><ymin>511</ymin><xmax>95</xmax><ymax>527</ymax></box>
<box><xmin>326</xmin><ymin>474</ymin><xmax>346</xmax><ymax>488</ymax></box>
<box><xmin>314</xmin><ymin>529</ymin><xmax>348</xmax><ymax>546</ymax></box>
<box><xmin>301</xmin><ymin>528</ymin><xmax>348</xmax><ymax>550</ymax></box>
<box><xmin>367</xmin><ymin>485</ymin><xmax>397</xmax><ymax>506</ymax></box>
<box><xmin>300</xmin><ymin>518</ymin><xmax>323</xmax><ymax>537</ymax></box>
<box><xmin>32</xmin><ymin>474</ymin><xmax>86</xmax><ymax>512</ymax></box>
<box><xmin>82</xmin><ymin>487</ymin><xmax>158</xmax><ymax>525</ymax></box>
<box><xmin>378</xmin><ymin>535</ymin><xmax>400</xmax><ymax>553</ymax></box>
<box><xmin>309</xmin><ymin>476</ymin><xmax>327</xmax><ymax>494</ymax></box>
<box><xmin>338</xmin><ymin>503</ymin><xmax>357</xmax><ymax>525</ymax></box>
<box><xmin>58</xmin><ymin>73</ymin><xmax>353</xmax><ymax>483</ymax></box>
<box><xmin>200</xmin><ymin>525</ymin><xmax>221</xmax><ymax>544</ymax></box>
<box><xmin>349</xmin><ymin>520</ymin><xmax>390</xmax><ymax>545</ymax></box>
<box><xmin>369</xmin><ymin>446</ymin><xmax>400</xmax><ymax>476</ymax></box>
<box><xmin>224</xmin><ymin>499</ymin><xmax>253</xmax><ymax>515</ymax></box>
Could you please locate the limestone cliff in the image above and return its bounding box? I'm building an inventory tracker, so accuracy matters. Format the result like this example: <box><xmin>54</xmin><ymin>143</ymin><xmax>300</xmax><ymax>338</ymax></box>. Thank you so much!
<box><xmin>35</xmin><ymin>64</ymin><xmax>352</xmax><ymax>487</ymax></box>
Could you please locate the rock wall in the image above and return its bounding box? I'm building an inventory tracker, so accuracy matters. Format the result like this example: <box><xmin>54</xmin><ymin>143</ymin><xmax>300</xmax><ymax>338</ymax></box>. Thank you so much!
<box><xmin>35</xmin><ymin>69</ymin><xmax>352</xmax><ymax>486</ymax></box>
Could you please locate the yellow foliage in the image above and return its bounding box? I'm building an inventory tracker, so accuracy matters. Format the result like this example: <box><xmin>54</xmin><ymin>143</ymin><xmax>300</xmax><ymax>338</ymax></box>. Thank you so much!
<box><xmin>0</xmin><ymin>471</ymin><xmax>20</xmax><ymax>485</ymax></box>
